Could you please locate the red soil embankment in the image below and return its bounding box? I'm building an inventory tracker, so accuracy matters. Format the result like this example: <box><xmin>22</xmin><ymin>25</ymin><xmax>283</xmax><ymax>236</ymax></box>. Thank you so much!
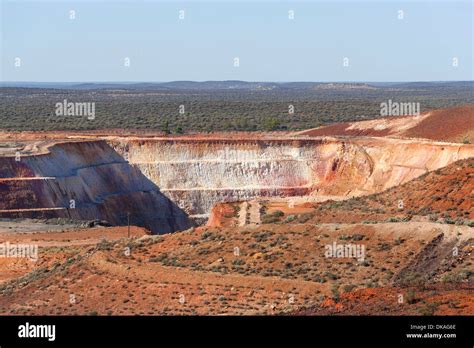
<box><xmin>404</xmin><ymin>105</ymin><xmax>474</xmax><ymax>143</ymax></box>
<box><xmin>300</xmin><ymin>105</ymin><xmax>474</xmax><ymax>143</ymax></box>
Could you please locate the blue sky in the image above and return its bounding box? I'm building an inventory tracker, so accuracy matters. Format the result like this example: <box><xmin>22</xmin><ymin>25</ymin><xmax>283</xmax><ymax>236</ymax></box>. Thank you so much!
<box><xmin>1</xmin><ymin>0</ymin><xmax>472</xmax><ymax>82</ymax></box>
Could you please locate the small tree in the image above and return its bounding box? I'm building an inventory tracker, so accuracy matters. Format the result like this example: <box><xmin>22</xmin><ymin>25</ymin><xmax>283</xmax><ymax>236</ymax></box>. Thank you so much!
<box><xmin>262</xmin><ymin>116</ymin><xmax>280</xmax><ymax>131</ymax></box>
<box><xmin>161</xmin><ymin>118</ymin><xmax>170</xmax><ymax>134</ymax></box>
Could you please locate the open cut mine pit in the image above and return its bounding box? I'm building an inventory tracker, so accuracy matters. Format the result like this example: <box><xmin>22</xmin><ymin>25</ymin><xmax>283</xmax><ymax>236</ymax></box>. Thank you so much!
<box><xmin>0</xmin><ymin>135</ymin><xmax>472</xmax><ymax>234</ymax></box>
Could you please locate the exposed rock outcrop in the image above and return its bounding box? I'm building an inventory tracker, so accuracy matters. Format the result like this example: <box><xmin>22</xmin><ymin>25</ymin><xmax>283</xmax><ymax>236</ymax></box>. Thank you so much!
<box><xmin>0</xmin><ymin>136</ymin><xmax>472</xmax><ymax>233</ymax></box>
<box><xmin>0</xmin><ymin>141</ymin><xmax>192</xmax><ymax>234</ymax></box>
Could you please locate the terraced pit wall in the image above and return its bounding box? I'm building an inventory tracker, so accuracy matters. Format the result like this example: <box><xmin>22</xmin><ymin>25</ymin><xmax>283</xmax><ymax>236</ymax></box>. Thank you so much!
<box><xmin>0</xmin><ymin>137</ymin><xmax>472</xmax><ymax>233</ymax></box>
<box><xmin>0</xmin><ymin>141</ymin><xmax>192</xmax><ymax>233</ymax></box>
<box><xmin>110</xmin><ymin>138</ymin><xmax>370</xmax><ymax>221</ymax></box>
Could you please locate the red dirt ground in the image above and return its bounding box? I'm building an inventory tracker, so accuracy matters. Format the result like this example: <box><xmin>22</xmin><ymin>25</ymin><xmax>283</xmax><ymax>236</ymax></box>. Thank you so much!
<box><xmin>293</xmin><ymin>283</ymin><xmax>474</xmax><ymax>315</ymax></box>
<box><xmin>0</xmin><ymin>219</ymin><xmax>471</xmax><ymax>315</ymax></box>
<box><xmin>404</xmin><ymin>105</ymin><xmax>474</xmax><ymax>143</ymax></box>
<box><xmin>299</xmin><ymin>105</ymin><xmax>474</xmax><ymax>143</ymax></box>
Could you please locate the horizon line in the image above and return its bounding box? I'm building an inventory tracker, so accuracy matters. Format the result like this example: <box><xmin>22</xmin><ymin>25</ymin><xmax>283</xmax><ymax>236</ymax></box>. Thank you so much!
<box><xmin>1</xmin><ymin>80</ymin><xmax>473</xmax><ymax>84</ymax></box>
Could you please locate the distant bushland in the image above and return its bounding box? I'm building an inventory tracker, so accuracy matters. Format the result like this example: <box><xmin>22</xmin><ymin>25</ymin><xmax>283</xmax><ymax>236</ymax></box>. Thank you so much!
<box><xmin>1</xmin><ymin>82</ymin><xmax>472</xmax><ymax>132</ymax></box>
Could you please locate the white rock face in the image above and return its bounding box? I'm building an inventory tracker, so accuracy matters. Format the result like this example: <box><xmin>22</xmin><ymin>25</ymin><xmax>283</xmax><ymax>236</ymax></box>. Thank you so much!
<box><xmin>110</xmin><ymin>139</ymin><xmax>366</xmax><ymax>218</ymax></box>
<box><xmin>111</xmin><ymin>137</ymin><xmax>473</xmax><ymax>218</ymax></box>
